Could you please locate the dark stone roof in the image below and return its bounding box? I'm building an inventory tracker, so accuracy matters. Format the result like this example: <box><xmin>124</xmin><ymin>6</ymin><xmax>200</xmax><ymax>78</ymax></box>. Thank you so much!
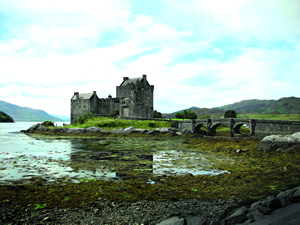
<box><xmin>120</xmin><ymin>77</ymin><xmax>143</xmax><ymax>86</ymax></box>
<box><xmin>71</xmin><ymin>93</ymin><xmax>94</xmax><ymax>100</ymax></box>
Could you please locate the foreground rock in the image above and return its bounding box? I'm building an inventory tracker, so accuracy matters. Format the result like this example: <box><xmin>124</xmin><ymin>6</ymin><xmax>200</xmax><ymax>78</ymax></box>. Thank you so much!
<box><xmin>257</xmin><ymin>132</ymin><xmax>300</xmax><ymax>152</ymax></box>
<box><xmin>220</xmin><ymin>186</ymin><xmax>300</xmax><ymax>225</ymax></box>
<box><xmin>2</xmin><ymin>186</ymin><xmax>300</xmax><ymax>224</ymax></box>
<box><xmin>158</xmin><ymin>186</ymin><xmax>300</xmax><ymax>225</ymax></box>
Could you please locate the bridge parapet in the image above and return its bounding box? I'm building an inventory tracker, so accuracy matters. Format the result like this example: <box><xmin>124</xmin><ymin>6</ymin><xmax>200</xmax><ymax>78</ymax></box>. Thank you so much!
<box><xmin>175</xmin><ymin>118</ymin><xmax>300</xmax><ymax>136</ymax></box>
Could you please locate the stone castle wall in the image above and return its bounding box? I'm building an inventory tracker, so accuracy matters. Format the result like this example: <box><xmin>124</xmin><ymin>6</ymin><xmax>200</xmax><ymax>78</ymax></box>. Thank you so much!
<box><xmin>71</xmin><ymin>75</ymin><xmax>154</xmax><ymax>124</ymax></box>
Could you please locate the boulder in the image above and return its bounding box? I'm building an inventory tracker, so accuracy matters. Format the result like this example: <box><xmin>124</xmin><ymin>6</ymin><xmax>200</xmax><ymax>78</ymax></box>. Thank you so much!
<box><xmin>86</xmin><ymin>126</ymin><xmax>102</xmax><ymax>132</ymax></box>
<box><xmin>257</xmin><ymin>132</ymin><xmax>300</xmax><ymax>152</ymax></box>
<box><xmin>250</xmin><ymin>196</ymin><xmax>281</xmax><ymax>211</ymax></box>
<box><xmin>176</xmin><ymin>132</ymin><xmax>182</xmax><ymax>136</ymax></box>
<box><xmin>124</xmin><ymin>127</ymin><xmax>134</xmax><ymax>133</ymax></box>
<box><xmin>156</xmin><ymin>217</ymin><xmax>185</xmax><ymax>225</ymax></box>
<box><xmin>65</xmin><ymin>128</ymin><xmax>86</xmax><ymax>133</ymax></box>
<box><xmin>28</xmin><ymin>123</ymin><xmax>41</xmax><ymax>131</ymax></box>
<box><xmin>277</xmin><ymin>189</ymin><xmax>296</xmax><ymax>206</ymax></box>
<box><xmin>181</xmin><ymin>129</ymin><xmax>193</xmax><ymax>134</ymax></box>
<box><xmin>292</xmin><ymin>132</ymin><xmax>300</xmax><ymax>138</ymax></box>
<box><xmin>185</xmin><ymin>216</ymin><xmax>207</xmax><ymax>225</ymax></box>
<box><xmin>220</xmin><ymin>206</ymin><xmax>249</xmax><ymax>225</ymax></box>
<box><xmin>293</xmin><ymin>186</ymin><xmax>300</xmax><ymax>200</ymax></box>
<box><xmin>156</xmin><ymin>127</ymin><xmax>170</xmax><ymax>133</ymax></box>
<box><xmin>134</xmin><ymin>128</ymin><xmax>148</xmax><ymax>133</ymax></box>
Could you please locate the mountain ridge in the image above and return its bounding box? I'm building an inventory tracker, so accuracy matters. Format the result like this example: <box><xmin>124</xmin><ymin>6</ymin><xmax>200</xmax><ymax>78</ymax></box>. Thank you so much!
<box><xmin>0</xmin><ymin>100</ymin><xmax>63</xmax><ymax>122</ymax></box>
<box><xmin>163</xmin><ymin>97</ymin><xmax>300</xmax><ymax>119</ymax></box>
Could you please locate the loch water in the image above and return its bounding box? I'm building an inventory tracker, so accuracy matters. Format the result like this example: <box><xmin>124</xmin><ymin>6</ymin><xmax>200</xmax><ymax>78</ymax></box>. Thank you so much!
<box><xmin>0</xmin><ymin>122</ymin><xmax>230</xmax><ymax>184</ymax></box>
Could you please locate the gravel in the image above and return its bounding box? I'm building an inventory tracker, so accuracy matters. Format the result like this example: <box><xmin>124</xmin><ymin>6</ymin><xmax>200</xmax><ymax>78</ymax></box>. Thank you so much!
<box><xmin>0</xmin><ymin>198</ymin><xmax>241</xmax><ymax>224</ymax></box>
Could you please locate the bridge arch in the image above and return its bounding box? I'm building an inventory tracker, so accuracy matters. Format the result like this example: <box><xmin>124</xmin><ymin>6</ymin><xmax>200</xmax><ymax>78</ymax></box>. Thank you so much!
<box><xmin>210</xmin><ymin>122</ymin><xmax>230</xmax><ymax>136</ymax></box>
<box><xmin>195</xmin><ymin>123</ymin><xmax>207</xmax><ymax>134</ymax></box>
<box><xmin>233</xmin><ymin>122</ymin><xmax>249</xmax><ymax>134</ymax></box>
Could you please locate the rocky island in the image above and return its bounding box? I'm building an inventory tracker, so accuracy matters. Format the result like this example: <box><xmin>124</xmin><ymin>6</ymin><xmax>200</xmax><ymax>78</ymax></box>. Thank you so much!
<box><xmin>0</xmin><ymin>111</ymin><xmax>14</xmax><ymax>122</ymax></box>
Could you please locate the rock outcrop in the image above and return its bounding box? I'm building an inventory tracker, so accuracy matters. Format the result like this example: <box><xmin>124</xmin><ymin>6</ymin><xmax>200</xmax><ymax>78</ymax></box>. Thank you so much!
<box><xmin>257</xmin><ymin>132</ymin><xmax>300</xmax><ymax>152</ymax></box>
<box><xmin>21</xmin><ymin>123</ymin><xmax>188</xmax><ymax>136</ymax></box>
<box><xmin>157</xmin><ymin>186</ymin><xmax>300</xmax><ymax>225</ymax></box>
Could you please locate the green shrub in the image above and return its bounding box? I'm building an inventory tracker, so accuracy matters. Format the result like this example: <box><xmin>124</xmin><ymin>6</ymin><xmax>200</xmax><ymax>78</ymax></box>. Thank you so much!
<box><xmin>42</xmin><ymin>121</ymin><xmax>54</xmax><ymax>126</ymax></box>
<box><xmin>153</xmin><ymin>110</ymin><xmax>162</xmax><ymax>119</ymax></box>
<box><xmin>224</xmin><ymin>110</ymin><xmax>237</xmax><ymax>118</ymax></box>
<box><xmin>148</xmin><ymin>122</ymin><xmax>155</xmax><ymax>127</ymax></box>
<box><xmin>76</xmin><ymin>112</ymin><xmax>95</xmax><ymax>124</ymax></box>
<box><xmin>109</xmin><ymin>109</ymin><xmax>119</xmax><ymax>118</ymax></box>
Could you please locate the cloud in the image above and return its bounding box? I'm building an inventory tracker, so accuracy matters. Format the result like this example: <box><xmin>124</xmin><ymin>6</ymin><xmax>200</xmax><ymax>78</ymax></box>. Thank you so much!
<box><xmin>0</xmin><ymin>0</ymin><xmax>299</xmax><ymax>116</ymax></box>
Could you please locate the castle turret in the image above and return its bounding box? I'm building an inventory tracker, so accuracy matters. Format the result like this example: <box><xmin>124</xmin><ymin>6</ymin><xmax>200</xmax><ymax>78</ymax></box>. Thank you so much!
<box><xmin>74</xmin><ymin>92</ymin><xmax>79</xmax><ymax>99</ymax></box>
<box><xmin>142</xmin><ymin>74</ymin><xmax>147</xmax><ymax>85</ymax></box>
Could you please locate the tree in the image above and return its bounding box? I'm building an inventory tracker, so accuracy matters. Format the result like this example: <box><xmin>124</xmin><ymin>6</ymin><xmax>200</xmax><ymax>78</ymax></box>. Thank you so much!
<box><xmin>153</xmin><ymin>110</ymin><xmax>162</xmax><ymax>119</ymax></box>
<box><xmin>175</xmin><ymin>112</ymin><xmax>184</xmax><ymax>119</ymax></box>
<box><xmin>224</xmin><ymin>110</ymin><xmax>237</xmax><ymax>118</ymax></box>
<box><xmin>175</xmin><ymin>109</ymin><xmax>197</xmax><ymax>119</ymax></box>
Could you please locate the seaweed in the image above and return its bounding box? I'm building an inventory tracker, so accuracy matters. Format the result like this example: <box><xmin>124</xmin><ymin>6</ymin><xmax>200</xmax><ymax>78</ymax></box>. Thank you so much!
<box><xmin>1</xmin><ymin>136</ymin><xmax>300</xmax><ymax>212</ymax></box>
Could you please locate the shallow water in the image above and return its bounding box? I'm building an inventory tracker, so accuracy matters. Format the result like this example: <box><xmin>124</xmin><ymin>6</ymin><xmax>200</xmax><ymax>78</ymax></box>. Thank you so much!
<box><xmin>0</xmin><ymin>122</ymin><xmax>231</xmax><ymax>184</ymax></box>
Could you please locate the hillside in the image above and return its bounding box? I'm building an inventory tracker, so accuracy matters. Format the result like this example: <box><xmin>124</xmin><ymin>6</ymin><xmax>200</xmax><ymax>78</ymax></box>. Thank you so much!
<box><xmin>0</xmin><ymin>100</ymin><xmax>62</xmax><ymax>122</ymax></box>
<box><xmin>214</xmin><ymin>99</ymin><xmax>276</xmax><ymax>113</ymax></box>
<box><xmin>0</xmin><ymin>111</ymin><xmax>14</xmax><ymax>122</ymax></box>
<box><xmin>162</xmin><ymin>107</ymin><xmax>224</xmax><ymax>119</ymax></box>
<box><xmin>163</xmin><ymin>97</ymin><xmax>300</xmax><ymax>119</ymax></box>
<box><xmin>214</xmin><ymin>97</ymin><xmax>300</xmax><ymax>114</ymax></box>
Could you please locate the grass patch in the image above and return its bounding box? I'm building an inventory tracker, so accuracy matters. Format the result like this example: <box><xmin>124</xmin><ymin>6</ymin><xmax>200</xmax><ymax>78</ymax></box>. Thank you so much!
<box><xmin>237</xmin><ymin>114</ymin><xmax>300</xmax><ymax>121</ymax></box>
<box><xmin>65</xmin><ymin>116</ymin><xmax>171</xmax><ymax>130</ymax></box>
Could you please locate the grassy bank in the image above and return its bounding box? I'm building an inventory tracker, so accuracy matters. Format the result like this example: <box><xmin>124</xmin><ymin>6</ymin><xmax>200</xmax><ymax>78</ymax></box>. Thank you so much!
<box><xmin>65</xmin><ymin>116</ymin><xmax>172</xmax><ymax>130</ymax></box>
<box><xmin>237</xmin><ymin>113</ymin><xmax>300</xmax><ymax>120</ymax></box>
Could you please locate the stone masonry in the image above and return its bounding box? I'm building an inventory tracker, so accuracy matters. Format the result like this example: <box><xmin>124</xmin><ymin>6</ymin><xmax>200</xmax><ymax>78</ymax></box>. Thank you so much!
<box><xmin>71</xmin><ymin>75</ymin><xmax>154</xmax><ymax>124</ymax></box>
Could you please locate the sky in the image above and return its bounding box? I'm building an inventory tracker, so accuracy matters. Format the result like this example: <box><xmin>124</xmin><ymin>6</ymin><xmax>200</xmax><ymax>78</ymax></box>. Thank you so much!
<box><xmin>0</xmin><ymin>0</ymin><xmax>299</xmax><ymax>116</ymax></box>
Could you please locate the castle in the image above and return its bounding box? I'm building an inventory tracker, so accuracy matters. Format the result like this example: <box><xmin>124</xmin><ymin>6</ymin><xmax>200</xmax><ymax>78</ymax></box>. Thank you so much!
<box><xmin>71</xmin><ymin>75</ymin><xmax>154</xmax><ymax>124</ymax></box>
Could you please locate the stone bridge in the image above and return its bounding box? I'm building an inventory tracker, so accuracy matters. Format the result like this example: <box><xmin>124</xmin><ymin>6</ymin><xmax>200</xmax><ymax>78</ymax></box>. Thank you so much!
<box><xmin>174</xmin><ymin>118</ymin><xmax>300</xmax><ymax>137</ymax></box>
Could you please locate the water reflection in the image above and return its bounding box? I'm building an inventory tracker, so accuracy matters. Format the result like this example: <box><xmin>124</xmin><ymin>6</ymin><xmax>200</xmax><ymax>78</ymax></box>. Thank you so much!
<box><xmin>68</xmin><ymin>138</ymin><xmax>229</xmax><ymax>182</ymax></box>
<box><xmin>0</xmin><ymin>122</ymin><xmax>230</xmax><ymax>183</ymax></box>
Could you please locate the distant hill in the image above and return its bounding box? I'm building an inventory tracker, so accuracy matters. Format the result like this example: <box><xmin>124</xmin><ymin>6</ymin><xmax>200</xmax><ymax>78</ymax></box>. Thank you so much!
<box><xmin>162</xmin><ymin>97</ymin><xmax>300</xmax><ymax>119</ymax></box>
<box><xmin>0</xmin><ymin>100</ymin><xmax>62</xmax><ymax>122</ymax></box>
<box><xmin>162</xmin><ymin>107</ymin><xmax>224</xmax><ymax>119</ymax></box>
<box><xmin>51</xmin><ymin>114</ymin><xmax>70</xmax><ymax>122</ymax></box>
<box><xmin>0</xmin><ymin>111</ymin><xmax>14</xmax><ymax>122</ymax></box>
<box><xmin>214</xmin><ymin>97</ymin><xmax>300</xmax><ymax>114</ymax></box>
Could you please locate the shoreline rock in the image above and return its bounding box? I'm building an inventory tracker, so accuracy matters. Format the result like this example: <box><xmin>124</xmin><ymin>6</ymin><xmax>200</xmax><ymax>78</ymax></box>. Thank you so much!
<box><xmin>21</xmin><ymin>123</ymin><xmax>186</xmax><ymax>136</ymax></box>
<box><xmin>257</xmin><ymin>132</ymin><xmax>300</xmax><ymax>152</ymax></box>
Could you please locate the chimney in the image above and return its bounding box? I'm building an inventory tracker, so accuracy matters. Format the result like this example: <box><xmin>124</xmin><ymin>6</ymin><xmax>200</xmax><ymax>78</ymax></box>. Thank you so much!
<box><xmin>123</xmin><ymin>77</ymin><xmax>129</xmax><ymax>81</ymax></box>
<box><xmin>143</xmin><ymin>74</ymin><xmax>147</xmax><ymax>85</ymax></box>
<box><xmin>93</xmin><ymin>91</ymin><xmax>96</xmax><ymax>95</ymax></box>
<box><xmin>74</xmin><ymin>92</ymin><xmax>79</xmax><ymax>99</ymax></box>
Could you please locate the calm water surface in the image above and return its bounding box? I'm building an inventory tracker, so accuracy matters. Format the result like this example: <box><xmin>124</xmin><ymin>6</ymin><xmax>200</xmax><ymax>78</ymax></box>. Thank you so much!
<box><xmin>0</xmin><ymin>122</ymin><xmax>230</xmax><ymax>184</ymax></box>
